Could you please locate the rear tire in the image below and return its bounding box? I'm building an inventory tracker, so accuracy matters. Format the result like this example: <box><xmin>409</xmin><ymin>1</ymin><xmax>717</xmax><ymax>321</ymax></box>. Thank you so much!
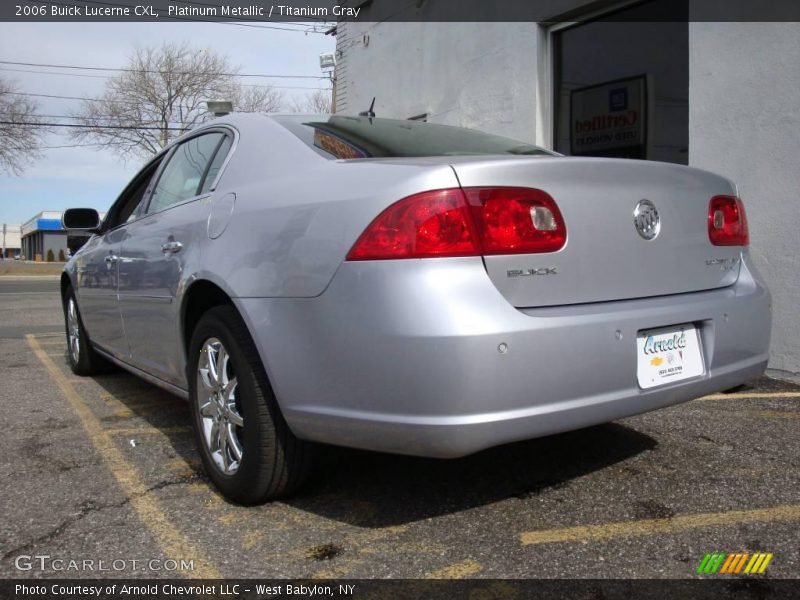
<box><xmin>188</xmin><ymin>305</ymin><xmax>311</xmax><ymax>504</ymax></box>
<box><xmin>63</xmin><ymin>286</ymin><xmax>111</xmax><ymax>376</ymax></box>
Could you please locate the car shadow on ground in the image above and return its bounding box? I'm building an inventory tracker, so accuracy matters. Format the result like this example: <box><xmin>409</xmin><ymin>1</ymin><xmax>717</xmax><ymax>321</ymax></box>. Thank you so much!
<box><xmin>288</xmin><ymin>422</ymin><xmax>656</xmax><ymax>528</ymax></box>
<box><xmin>67</xmin><ymin>356</ymin><xmax>656</xmax><ymax>527</ymax></box>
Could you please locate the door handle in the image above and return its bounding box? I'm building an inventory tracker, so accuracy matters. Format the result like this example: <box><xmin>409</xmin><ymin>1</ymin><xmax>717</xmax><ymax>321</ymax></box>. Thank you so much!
<box><xmin>161</xmin><ymin>241</ymin><xmax>183</xmax><ymax>254</ymax></box>
<box><xmin>104</xmin><ymin>254</ymin><xmax>119</xmax><ymax>264</ymax></box>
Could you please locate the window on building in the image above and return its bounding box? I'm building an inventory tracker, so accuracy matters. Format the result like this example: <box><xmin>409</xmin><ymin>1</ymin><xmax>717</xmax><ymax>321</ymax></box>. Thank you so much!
<box><xmin>553</xmin><ymin>0</ymin><xmax>689</xmax><ymax>164</ymax></box>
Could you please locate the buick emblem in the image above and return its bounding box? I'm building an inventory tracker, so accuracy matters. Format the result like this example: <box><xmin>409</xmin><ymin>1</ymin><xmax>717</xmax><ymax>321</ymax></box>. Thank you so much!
<box><xmin>633</xmin><ymin>199</ymin><xmax>660</xmax><ymax>240</ymax></box>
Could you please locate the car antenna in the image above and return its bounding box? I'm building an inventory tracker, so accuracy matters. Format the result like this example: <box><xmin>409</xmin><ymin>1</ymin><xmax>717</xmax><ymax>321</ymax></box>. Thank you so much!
<box><xmin>358</xmin><ymin>97</ymin><xmax>376</xmax><ymax>121</ymax></box>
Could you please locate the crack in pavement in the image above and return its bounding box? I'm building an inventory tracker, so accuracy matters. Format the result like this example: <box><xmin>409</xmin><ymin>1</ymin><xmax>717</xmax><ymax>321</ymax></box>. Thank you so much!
<box><xmin>0</xmin><ymin>474</ymin><xmax>201</xmax><ymax>562</ymax></box>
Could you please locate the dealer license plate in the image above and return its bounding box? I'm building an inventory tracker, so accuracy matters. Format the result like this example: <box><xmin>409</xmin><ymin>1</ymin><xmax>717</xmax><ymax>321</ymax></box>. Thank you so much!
<box><xmin>636</xmin><ymin>324</ymin><xmax>705</xmax><ymax>389</ymax></box>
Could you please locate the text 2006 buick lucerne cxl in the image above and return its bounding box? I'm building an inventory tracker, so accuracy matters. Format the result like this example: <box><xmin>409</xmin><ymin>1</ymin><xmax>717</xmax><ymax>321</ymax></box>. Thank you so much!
<box><xmin>60</xmin><ymin>114</ymin><xmax>771</xmax><ymax>503</ymax></box>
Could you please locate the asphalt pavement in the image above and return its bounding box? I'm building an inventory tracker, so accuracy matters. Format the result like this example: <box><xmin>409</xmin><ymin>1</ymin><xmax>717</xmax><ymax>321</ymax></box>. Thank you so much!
<box><xmin>0</xmin><ymin>277</ymin><xmax>62</xmax><ymax>339</ymax></box>
<box><xmin>1</xmin><ymin>277</ymin><xmax>798</xmax><ymax>580</ymax></box>
<box><xmin>0</xmin><ymin>278</ymin><xmax>61</xmax><ymax>295</ymax></box>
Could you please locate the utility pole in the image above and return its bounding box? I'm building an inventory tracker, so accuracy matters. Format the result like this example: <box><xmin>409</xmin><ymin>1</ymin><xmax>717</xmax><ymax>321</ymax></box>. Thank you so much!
<box><xmin>319</xmin><ymin>53</ymin><xmax>336</xmax><ymax>113</ymax></box>
<box><xmin>2</xmin><ymin>223</ymin><xmax>6</xmax><ymax>260</ymax></box>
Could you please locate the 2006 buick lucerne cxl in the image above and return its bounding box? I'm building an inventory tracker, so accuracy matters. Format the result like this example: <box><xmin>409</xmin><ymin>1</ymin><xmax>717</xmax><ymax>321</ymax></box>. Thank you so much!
<box><xmin>60</xmin><ymin>114</ymin><xmax>771</xmax><ymax>504</ymax></box>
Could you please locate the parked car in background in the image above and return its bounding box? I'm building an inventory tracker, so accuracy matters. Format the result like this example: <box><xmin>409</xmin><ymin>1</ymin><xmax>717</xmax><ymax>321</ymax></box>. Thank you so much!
<box><xmin>61</xmin><ymin>114</ymin><xmax>771</xmax><ymax>503</ymax></box>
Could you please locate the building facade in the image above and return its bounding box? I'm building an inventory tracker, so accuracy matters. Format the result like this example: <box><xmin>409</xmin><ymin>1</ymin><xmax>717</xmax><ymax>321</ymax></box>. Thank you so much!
<box><xmin>2</xmin><ymin>224</ymin><xmax>21</xmax><ymax>258</ymax></box>
<box><xmin>21</xmin><ymin>211</ymin><xmax>69</xmax><ymax>262</ymax></box>
<box><xmin>334</xmin><ymin>2</ymin><xmax>800</xmax><ymax>376</ymax></box>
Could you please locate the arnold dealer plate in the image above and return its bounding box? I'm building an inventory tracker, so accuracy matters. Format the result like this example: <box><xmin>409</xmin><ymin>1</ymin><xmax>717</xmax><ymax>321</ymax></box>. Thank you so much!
<box><xmin>636</xmin><ymin>324</ymin><xmax>705</xmax><ymax>389</ymax></box>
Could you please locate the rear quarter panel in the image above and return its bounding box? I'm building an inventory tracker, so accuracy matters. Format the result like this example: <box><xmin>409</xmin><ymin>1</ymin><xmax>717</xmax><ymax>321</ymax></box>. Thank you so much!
<box><xmin>201</xmin><ymin>115</ymin><xmax>461</xmax><ymax>298</ymax></box>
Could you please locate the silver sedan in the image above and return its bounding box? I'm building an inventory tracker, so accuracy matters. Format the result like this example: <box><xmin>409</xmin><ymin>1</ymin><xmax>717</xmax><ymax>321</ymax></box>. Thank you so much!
<box><xmin>61</xmin><ymin>114</ymin><xmax>771</xmax><ymax>503</ymax></box>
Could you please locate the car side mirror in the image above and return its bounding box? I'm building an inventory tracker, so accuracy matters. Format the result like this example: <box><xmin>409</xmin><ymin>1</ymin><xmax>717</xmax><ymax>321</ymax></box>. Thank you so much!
<box><xmin>62</xmin><ymin>208</ymin><xmax>101</xmax><ymax>232</ymax></box>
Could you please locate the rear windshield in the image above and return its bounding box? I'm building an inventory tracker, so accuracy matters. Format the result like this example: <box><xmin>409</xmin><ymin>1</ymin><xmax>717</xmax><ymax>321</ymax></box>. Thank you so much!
<box><xmin>273</xmin><ymin>115</ymin><xmax>555</xmax><ymax>160</ymax></box>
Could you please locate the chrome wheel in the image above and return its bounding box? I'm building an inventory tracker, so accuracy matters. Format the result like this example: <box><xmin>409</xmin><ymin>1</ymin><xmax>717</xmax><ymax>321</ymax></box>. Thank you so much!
<box><xmin>67</xmin><ymin>298</ymin><xmax>81</xmax><ymax>364</ymax></box>
<box><xmin>197</xmin><ymin>337</ymin><xmax>244</xmax><ymax>475</ymax></box>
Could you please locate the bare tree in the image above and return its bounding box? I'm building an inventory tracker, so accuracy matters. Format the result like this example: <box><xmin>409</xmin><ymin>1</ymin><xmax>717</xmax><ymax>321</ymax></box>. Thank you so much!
<box><xmin>69</xmin><ymin>43</ymin><xmax>284</xmax><ymax>160</ymax></box>
<box><xmin>0</xmin><ymin>77</ymin><xmax>46</xmax><ymax>175</ymax></box>
<box><xmin>290</xmin><ymin>89</ymin><xmax>333</xmax><ymax>114</ymax></box>
<box><xmin>233</xmin><ymin>85</ymin><xmax>284</xmax><ymax>114</ymax></box>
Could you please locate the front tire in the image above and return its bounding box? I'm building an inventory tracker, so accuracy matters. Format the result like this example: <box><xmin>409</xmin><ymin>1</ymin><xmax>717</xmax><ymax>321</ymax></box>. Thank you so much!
<box><xmin>188</xmin><ymin>305</ymin><xmax>310</xmax><ymax>504</ymax></box>
<box><xmin>63</xmin><ymin>286</ymin><xmax>110</xmax><ymax>376</ymax></box>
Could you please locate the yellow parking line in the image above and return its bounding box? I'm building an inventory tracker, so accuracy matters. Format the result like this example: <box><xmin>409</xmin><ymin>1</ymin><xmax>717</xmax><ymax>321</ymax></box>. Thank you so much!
<box><xmin>38</xmin><ymin>339</ymin><xmax>67</xmax><ymax>346</ymax></box>
<box><xmin>165</xmin><ymin>457</ymin><xmax>200</xmax><ymax>469</ymax></box>
<box><xmin>424</xmin><ymin>559</ymin><xmax>483</xmax><ymax>579</ymax></box>
<box><xmin>101</xmin><ymin>390</ymin><xmax>171</xmax><ymax>404</ymax></box>
<box><xmin>217</xmin><ymin>513</ymin><xmax>246</xmax><ymax>525</ymax></box>
<box><xmin>243</xmin><ymin>531</ymin><xmax>263</xmax><ymax>550</ymax></box>
<box><xmin>105</xmin><ymin>426</ymin><xmax>191</xmax><ymax>435</ymax></box>
<box><xmin>312</xmin><ymin>560</ymin><xmax>365</xmax><ymax>580</ymax></box>
<box><xmin>111</xmin><ymin>407</ymin><xmax>182</xmax><ymax>421</ymax></box>
<box><xmin>164</xmin><ymin>459</ymin><xmax>199</xmax><ymax>479</ymax></box>
<box><xmin>701</xmin><ymin>408</ymin><xmax>800</xmax><ymax>420</ymax></box>
<box><xmin>520</xmin><ymin>504</ymin><xmax>800</xmax><ymax>546</ymax></box>
<box><xmin>698</xmin><ymin>392</ymin><xmax>800</xmax><ymax>401</ymax></box>
<box><xmin>101</xmin><ymin>393</ymin><xmax>174</xmax><ymax>409</ymax></box>
<box><xmin>749</xmin><ymin>410</ymin><xmax>800</xmax><ymax>419</ymax></box>
<box><xmin>26</xmin><ymin>334</ymin><xmax>221</xmax><ymax>579</ymax></box>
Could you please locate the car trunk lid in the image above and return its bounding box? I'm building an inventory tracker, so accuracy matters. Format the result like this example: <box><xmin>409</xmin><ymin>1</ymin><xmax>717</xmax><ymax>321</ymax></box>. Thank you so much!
<box><xmin>451</xmin><ymin>156</ymin><xmax>742</xmax><ymax>308</ymax></box>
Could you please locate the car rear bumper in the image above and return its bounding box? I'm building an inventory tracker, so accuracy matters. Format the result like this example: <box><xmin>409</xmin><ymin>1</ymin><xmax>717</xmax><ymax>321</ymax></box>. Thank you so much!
<box><xmin>236</xmin><ymin>254</ymin><xmax>771</xmax><ymax>458</ymax></box>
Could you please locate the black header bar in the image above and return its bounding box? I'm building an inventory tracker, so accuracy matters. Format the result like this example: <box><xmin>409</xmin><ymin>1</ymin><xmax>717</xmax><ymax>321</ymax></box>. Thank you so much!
<box><xmin>3</xmin><ymin>0</ymin><xmax>800</xmax><ymax>23</ymax></box>
<box><xmin>3</xmin><ymin>578</ymin><xmax>800</xmax><ymax>600</ymax></box>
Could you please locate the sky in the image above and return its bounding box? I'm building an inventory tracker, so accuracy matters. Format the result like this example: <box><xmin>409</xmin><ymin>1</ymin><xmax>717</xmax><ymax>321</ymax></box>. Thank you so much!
<box><xmin>0</xmin><ymin>21</ymin><xmax>335</xmax><ymax>226</ymax></box>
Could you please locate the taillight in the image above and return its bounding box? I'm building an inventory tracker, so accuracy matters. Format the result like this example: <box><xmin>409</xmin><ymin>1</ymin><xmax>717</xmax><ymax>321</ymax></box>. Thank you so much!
<box><xmin>346</xmin><ymin>189</ymin><xmax>479</xmax><ymax>260</ymax></box>
<box><xmin>463</xmin><ymin>187</ymin><xmax>567</xmax><ymax>255</ymax></box>
<box><xmin>346</xmin><ymin>187</ymin><xmax>566</xmax><ymax>260</ymax></box>
<box><xmin>708</xmin><ymin>195</ymin><xmax>749</xmax><ymax>246</ymax></box>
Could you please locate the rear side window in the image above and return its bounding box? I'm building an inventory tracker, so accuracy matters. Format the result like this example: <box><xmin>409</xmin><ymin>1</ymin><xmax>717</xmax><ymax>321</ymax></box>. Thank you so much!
<box><xmin>273</xmin><ymin>115</ymin><xmax>554</xmax><ymax>160</ymax></box>
<box><xmin>200</xmin><ymin>135</ymin><xmax>233</xmax><ymax>194</ymax></box>
<box><xmin>148</xmin><ymin>132</ymin><xmax>225</xmax><ymax>214</ymax></box>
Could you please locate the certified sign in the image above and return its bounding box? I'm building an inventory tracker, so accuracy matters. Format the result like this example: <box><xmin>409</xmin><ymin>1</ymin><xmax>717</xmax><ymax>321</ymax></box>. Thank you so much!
<box><xmin>570</xmin><ymin>75</ymin><xmax>648</xmax><ymax>158</ymax></box>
